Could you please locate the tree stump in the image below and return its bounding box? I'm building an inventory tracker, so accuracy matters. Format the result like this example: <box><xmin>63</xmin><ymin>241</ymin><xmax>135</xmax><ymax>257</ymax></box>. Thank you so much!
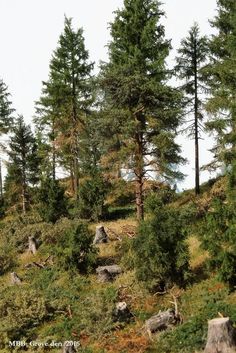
<box><xmin>10</xmin><ymin>272</ymin><xmax>22</xmax><ymax>285</ymax></box>
<box><xmin>113</xmin><ymin>302</ymin><xmax>133</xmax><ymax>322</ymax></box>
<box><xmin>93</xmin><ymin>225</ymin><xmax>108</xmax><ymax>244</ymax></box>
<box><xmin>62</xmin><ymin>341</ymin><xmax>77</xmax><ymax>353</ymax></box>
<box><xmin>204</xmin><ymin>317</ymin><xmax>236</xmax><ymax>353</ymax></box>
<box><xmin>28</xmin><ymin>236</ymin><xmax>37</xmax><ymax>254</ymax></box>
<box><xmin>97</xmin><ymin>268</ymin><xmax>113</xmax><ymax>283</ymax></box>
<box><xmin>96</xmin><ymin>265</ymin><xmax>122</xmax><ymax>282</ymax></box>
<box><xmin>145</xmin><ymin>309</ymin><xmax>177</xmax><ymax>334</ymax></box>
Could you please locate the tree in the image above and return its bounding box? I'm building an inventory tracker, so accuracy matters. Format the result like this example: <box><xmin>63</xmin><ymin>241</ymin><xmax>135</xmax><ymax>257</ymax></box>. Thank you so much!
<box><xmin>198</xmin><ymin>0</ymin><xmax>236</xmax><ymax>287</ymax></box>
<box><xmin>4</xmin><ymin>116</ymin><xmax>39</xmax><ymax>214</ymax></box>
<box><xmin>206</xmin><ymin>0</ymin><xmax>236</xmax><ymax>197</ymax></box>
<box><xmin>100</xmin><ymin>0</ymin><xmax>184</xmax><ymax>220</ymax></box>
<box><xmin>36</xmin><ymin>176</ymin><xmax>68</xmax><ymax>223</ymax></box>
<box><xmin>35</xmin><ymin>17</ymin><xmax>94</xmax><ymax>199</ymax></box>
<box><xmin>175</xmin><ymin>23</ymin><xmax>209</xmax><ymax>195</ymax></box>
<box><xmin>0</xmin><ymin>79</ymin><xmax>14</xmax><ymax>134</ymax></box>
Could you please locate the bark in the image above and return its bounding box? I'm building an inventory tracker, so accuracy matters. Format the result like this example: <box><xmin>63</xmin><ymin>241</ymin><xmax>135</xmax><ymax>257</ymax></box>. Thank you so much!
<box><xmin>194</xmin><ymin>39</ymin><xmax>200</xmax><ymax>195</ymax></box>
<box><xmin>28</xmin><ymin>236</ymin><xmax>37</xmax><ymax>254</ymax></box>
<box><xmin>93</xmin><ymin>225</ymin><xmax>109</xmax><ymax>244</ymax></box>
<box><xmin>145</xmin><ymin>309</ymin><xmax>178</xmax><ymax>334</ymax></box>
<box><xmin>204</xmin><ymin>317</ymin><xmax>236</xmax><ymax>353</ymax></box>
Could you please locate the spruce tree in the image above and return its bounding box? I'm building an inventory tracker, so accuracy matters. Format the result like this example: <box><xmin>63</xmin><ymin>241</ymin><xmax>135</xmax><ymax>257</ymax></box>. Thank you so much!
<box><xmin>5</xmin><ymin>116</ymin><xmax>39</xmax><ymax>214</ymax></box>
<box><xmin>100</xmin><ymin>0</ymin><xmax>183</xmax><ymax>220</ymax></box>
<box><xmin>175</xmin><ymin>23</ymin><xmax>209</xmax><ymax>195</ymax></box>
<box><xmin>35</xmin><ymin>17</ymin><xmax>94</xmax><ymax>199</ymax></box>
<box><xmin>0</xmin><ymin>79</ymin><xmax>14</xmax><ymax>134</ymax></box>
<box><xmin>199</xmin><ymin>0</ymin><xmax>236</xmax><ymax>286</ymax></box>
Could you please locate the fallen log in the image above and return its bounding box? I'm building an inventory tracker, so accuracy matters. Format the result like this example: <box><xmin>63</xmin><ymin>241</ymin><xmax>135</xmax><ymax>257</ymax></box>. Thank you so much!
<box><xmin>96</xmin><ymin>265</ymin><xmax>122</xmax><ymax>282</ymax></box>
<box><xmin>145</xmin><ymin>309</ymin><xmax>177</xmax><ymax>335</ymax></box>
<box><xmin>204</xmin><ymin>317</ymin><xmax>236</xmax><ymax>353</ymax></box>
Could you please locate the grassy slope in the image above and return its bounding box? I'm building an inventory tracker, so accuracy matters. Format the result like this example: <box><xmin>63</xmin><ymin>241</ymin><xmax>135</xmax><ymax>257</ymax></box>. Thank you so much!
<box><xmin>1</xmin><ymin>176</ymin><xmax>235</xmax><ymax>353</ymax></box>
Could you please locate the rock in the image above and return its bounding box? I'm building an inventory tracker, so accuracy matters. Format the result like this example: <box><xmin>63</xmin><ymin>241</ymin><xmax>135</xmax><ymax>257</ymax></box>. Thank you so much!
<box><xmin>93</xmin><ymin>225</ymin><xmax>108</xmax><ymax>244</ymax></box>
<box><xmin>113</xmin><ymin>302</ymin><xmax>133</xmax><ymax>322</ymax></box>
<box><xmin>204</xmin><ymin>317</ymin><xmax>236</xmax><ymax>353</ymax></box>
<box><xmin>96</xmin><ymin>265</ymin><xmax>122</xmax><ymax>282</ymax></box>
<box><xmin>28</xmin><ymin>235</ymin><xmax>37</xmax><ymax>254</ymax></box>
<box><xmin>145</xmin><ymin>309</ymin><xmax>177</xmax><ymax>334</ymax></box>
<box><xmin>10</xmin><ymin>272</ymin><xmax>22</xmax><ymax>285</ymax></box>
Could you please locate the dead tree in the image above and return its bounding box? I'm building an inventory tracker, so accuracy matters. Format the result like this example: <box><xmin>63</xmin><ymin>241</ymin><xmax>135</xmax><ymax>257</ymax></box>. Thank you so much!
<box><xmin>10</xmin><ymin>272</ymin><xmax>22</xmax><ymax>285</ymax></box>
<box><xmin>28</xmin><ymin>236</ymin><xmax>37</xmax><ymax>254</ymax></box>
<box><xmin>204</xmin><ymin>317</ymin><xmax>236</xmax><ymax>353</ymax></box>
<box><xmin>93</xmin><ymin>225</ymin><xmax>108</xmax><ymax>244</ymax></box>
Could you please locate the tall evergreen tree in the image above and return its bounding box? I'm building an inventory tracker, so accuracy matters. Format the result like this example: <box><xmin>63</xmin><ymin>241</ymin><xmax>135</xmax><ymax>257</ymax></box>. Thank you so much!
<box><xmin>206</xmin><ymin>0</ymin><xmax>236</xmax><ymax>199</ymax></box>
<box><xmin>175</xmin><ymin>23</ymin><xmax>209</xmax><ymax>195</ymax></box>
<box><xmin>35</xmin><ymin>17</ymin><xmax>94</xmax><ymax>199</ymax></box>
<box><xmin>4</xmin><ymin>116</ymin><xmax>39</xmax><ymax>214</ymax></box>
<box><xmin>0</xmin><ymin>79</ymin><xmax>14</xmax><ymax>134</ymax></box>
<box><xmin>100</xmin><ymin>0</ymin><xmax>183</xmax><ymax>220</ymax></box>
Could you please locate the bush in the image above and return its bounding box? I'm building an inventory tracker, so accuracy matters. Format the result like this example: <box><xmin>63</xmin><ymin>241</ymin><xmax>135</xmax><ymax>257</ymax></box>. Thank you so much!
<box><xmin>133</xmin><ymin>197</ymin><xmax>190</xmax><ymax>291</ymax></box>
<box><xmin>54</xmin><ymin>222</ymin><xmax>97</xmax><ymax>273</ymax></box>
<box><xmin>77</xmin><ymin>174</ymin><xmax>110</xmax><ymax>221</ymax></box>
<box><xmin>0</xmin><ymin>239</ymin><xmax>16</xmax><ymax>275</ymax></box>
<box><xmin>37</xmin><ymin>177</ymin><xmax>68</xmax><ymax>223</ymax></box>
<box><xmin>199</xmin><ymin>197</ymin><xmax>236</xmax><ymax>287</ymax></box>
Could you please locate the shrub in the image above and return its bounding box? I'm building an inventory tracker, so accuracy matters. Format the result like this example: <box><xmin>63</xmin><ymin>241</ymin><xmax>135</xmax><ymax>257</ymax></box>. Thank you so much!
<box><xmin>37</xmin><ymin>177</ymin><xmax>68</xmax><ymax>223</ymax></box>
<box><xmin>0</xmin><ymin>239</ymin><xmax>16</xmax><ymax>275</ymax></box>
<box><xmin>54</xmin><ymin>222</ymin><xmax>97</xmax><ymax>273</ymax></box>
<box><xmin>133</xmin><ymin>198</ymin><xmax>190</xmax><ymax>291</ymax></box>
<box><xmin>77</xmin><ymin>174</ymin><xmax>110</xmax><ymax>221</ymax></box>
<box><xmin>199</xmin><ymin>197</ymin><xmax>236</xmax><ymax>287</ymax></box>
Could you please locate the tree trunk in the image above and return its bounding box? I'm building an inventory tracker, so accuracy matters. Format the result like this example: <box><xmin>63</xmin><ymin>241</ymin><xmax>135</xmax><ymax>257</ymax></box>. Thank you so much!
<box><xmin>0</xmin><ymin>159</ymin><xmax>3</xmax><ymax>201</ymax></box>
<box><xmin>194</xmin><ymin>39</ymin><xmax>200</xmax><ymax>195</ymax></box>
<box><xmin>204</xmin><ymin>317</ymin><xmax>236</xmax><ymax>353</ymax></box>
<box><xmin>145</xmin><ymin>309</ymin><xmax>177</xmax><ymax>334</ymax></box>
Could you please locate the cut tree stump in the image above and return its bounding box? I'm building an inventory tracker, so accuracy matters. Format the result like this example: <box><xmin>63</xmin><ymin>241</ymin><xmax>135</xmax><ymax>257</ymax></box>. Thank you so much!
<box><xmin>113</xmin><ymin>302</ymin><xmax>133</xmax><ymax>322</ymax></box>
<box><xmin>204</xmin><ymin>317</ymin><xmax>236</xmax><ymax>353</ymax></box>
<box><xmin>62</xmin><ymin>341</ymin><xmax>77</xmax><ymax>353</ymax></box>
<box><xmin>93</xmin><ymin>225</ymin><xmax>108</xmax><ymax>244</ymax></box>
<box><xmin>10</xmin><ymin>272</ymin><xmax>22</xmax><ymax>285</ymax></box>
<box><xmin>96</xmin><ymin>265</ymin><xmax>122</xmax><ymax>282</ymax></box>
<box><xmin>145</xmin><ymin>309</ymin><xmax>177</xmax><ymax>335</ymax></box>
<box><xmin>28</xmin><ymin>236</ymin><xmax>37</xmax><ymax>254</ymax></box>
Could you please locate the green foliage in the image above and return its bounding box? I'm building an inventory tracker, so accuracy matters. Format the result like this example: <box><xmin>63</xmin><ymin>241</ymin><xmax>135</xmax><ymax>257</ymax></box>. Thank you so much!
<box><xmin>149</xmin><ymin>279</ymin><xmax>234</xmax><ymax>353</ymax></box>
<box><xmin>0</xmin><ymin>239</ymin><xmax>16</xmax><ymax>275</ymax></box>
<box><xmin>0</xmin><ymin>78</ymin><xmax>14</xmax><ymax>134</ymax></box>
<box><xmin>0</xmin><ymin>287</ymin><xmax>49</xmax><ymax>345</ymax></box>
<box><xmin>76</xmin><ymin>175</ymin><xmax>109</xmax><ymax>221</ymax></box>
<box><xmin>133</xmin><ymin>196</ymin><xmax>190</xmax><ymax>291</ymax></box>
<box><xmin>199</xmin><ymin>197</ymin><xmax>236</xmax><ymax>286</ymax></box>
<box><xmin>54</xmin><ymin>221</ymin><xmax>97</xmax><ymax>273</ymax></box>
<box><xmin>37</xmin><ymin>177</ymin><xmax>68</xmax><ymax>223</ymax></box>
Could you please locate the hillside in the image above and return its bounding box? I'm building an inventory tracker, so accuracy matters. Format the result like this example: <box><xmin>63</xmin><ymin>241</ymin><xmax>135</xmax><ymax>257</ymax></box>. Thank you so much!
<box><xmin>1</xmin><ymin>176</ymin><xmax>235</xmax><ymax>353</ymax></box>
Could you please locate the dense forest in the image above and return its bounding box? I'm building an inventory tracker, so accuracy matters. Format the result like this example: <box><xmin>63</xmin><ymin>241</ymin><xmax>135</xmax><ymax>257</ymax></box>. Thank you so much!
<box><xmin>0</xmin><ymin>0</ymin><xmax>236</xmax><ymax>352</ymax></box>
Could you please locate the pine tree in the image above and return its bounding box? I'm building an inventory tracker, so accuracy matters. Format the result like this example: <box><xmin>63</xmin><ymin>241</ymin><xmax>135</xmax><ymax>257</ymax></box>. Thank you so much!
<box><xmin>206</xmin><ymin>0</ymin><xmax>236</xmax><ymax>196</ymax></box>
<box><xmin>0</xmin><ymin>79</ymin><xmax>14</xmax><ymax>134</ymax></box>
<box><xmin>35</xmin><ymin>17</ymin><xmax>94</xmax><ymax>199</ymax></box>
<box><xmin>175</xmin><ymin>23</ymin><xmax>209</xmax><ymax>195</ymax></box>
<box><xmin>199</xmin><ymin>0</ymin><xmax>236</xmax><ymax>286</ymax></box>
<box><xmin>5</xmin><ymin>116</ymin><xmax>39</xmax><ymax>214</ymax></box>
<box><xmin>100</xmin><ymin>0</ymin><xmax>183</xmax><ymax>220</ymax></box>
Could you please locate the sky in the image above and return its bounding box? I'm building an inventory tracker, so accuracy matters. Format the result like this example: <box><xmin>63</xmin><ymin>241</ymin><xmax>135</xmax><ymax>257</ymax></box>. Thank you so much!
<box><xmin>0</xmin><ymin>0</ymin><xmax>218</xmax><ymax>189</ymax></box>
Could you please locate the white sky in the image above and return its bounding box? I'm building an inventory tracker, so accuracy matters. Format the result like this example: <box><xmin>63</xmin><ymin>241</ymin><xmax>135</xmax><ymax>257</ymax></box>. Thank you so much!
<box><xmin>0</xmin><ymin>0</ymin><xmax>218</xmax><ymax>190</ymax></box>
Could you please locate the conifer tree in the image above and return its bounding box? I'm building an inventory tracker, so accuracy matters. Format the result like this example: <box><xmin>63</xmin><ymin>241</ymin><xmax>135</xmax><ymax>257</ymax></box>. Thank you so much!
<box><xmin>0</xmin><ymin>79</ymin><xmax>14</xmax><ymax>134</ymax></box>
<box><xmin>4</xmin><ymin>116</ymin><xmax>39</xmax><ymax>214</ymax></box>
<box><xmin>35</xmin><ymin>17</ymin><xmax>94</xmax><ymax>199</ymax></box>
<box><xmin>100</xmin><ymin>0</ymin><xmax>183</xmax><ymax>220</ymax></box>
<box><xmin>175</xmin><ymin>23</ymin><xmax>209</xmax><ymax>195</ymax></box>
